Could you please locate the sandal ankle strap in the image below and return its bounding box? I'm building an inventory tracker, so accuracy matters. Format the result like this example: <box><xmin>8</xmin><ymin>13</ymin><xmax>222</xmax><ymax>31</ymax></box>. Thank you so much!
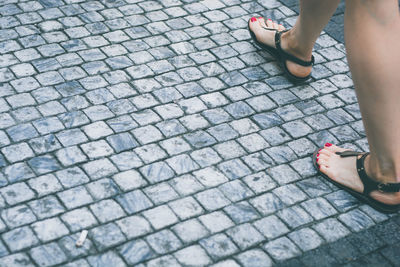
<box><xmin>336</xmin><ymin>151</ymin><xmax>400</xmax><ymax>194</ymax></box>
<box><xmin>275</xmin><ymin>30</ymin><xmax>314</xmax><ymax>67</ymax></box>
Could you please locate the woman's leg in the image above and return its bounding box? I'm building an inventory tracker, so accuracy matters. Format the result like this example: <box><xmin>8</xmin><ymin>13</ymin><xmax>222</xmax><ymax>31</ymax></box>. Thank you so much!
<box><xmin>249</xmin><ymin>0</ymin><xmax>340</xmax><ymax>77</ymax></box>
<box><xmin>318</xmin><ymin>0</ymin><xmax>400</xmax><ymax>204</ymax></box>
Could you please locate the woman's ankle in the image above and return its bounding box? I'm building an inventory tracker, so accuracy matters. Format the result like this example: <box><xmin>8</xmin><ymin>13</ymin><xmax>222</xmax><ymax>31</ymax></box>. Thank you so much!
<box><xmin>281</xmin><ymin>30</ymin><xmax>314</xmax><ymax>61</ymax></box>
<box><xmin>365</xmin><ymin>155</ymin><xmax>400</xmax><ymax>184</ymax></box>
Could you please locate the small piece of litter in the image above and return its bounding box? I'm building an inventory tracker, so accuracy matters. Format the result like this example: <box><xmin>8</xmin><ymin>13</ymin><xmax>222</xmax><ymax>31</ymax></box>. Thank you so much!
<box><xmin>76</xmin><ymin>230</ymin><xmax>88</xmax><ymax>247</ymax></box>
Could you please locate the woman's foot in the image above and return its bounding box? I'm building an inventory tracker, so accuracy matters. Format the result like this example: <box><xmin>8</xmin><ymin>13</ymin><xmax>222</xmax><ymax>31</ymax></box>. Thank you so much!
<box><xmin>248</xmin><ymin>17</ymin><xmax>313</xmax><ymax>78</ymax></box>
<box><xmin>317</xmin><ymin>143</ymin><xmax>400</xmax><ymax>205</ymax></box>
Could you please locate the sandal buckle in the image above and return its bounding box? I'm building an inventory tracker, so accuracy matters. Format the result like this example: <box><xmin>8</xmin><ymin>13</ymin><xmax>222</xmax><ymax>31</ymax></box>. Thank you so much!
<box><xmin>377</xmin><ymin>183</ymin><xmax>387</xmax><ymax>192</ymax></box>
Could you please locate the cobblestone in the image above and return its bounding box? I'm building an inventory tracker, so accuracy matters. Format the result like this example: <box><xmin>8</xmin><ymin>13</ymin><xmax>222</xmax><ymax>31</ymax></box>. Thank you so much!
<box><xmin>226</xmin><ymin>223</ymin><xmax>264</xmax><ymax>250</ymax></box>
<box><xmin>146</xmin><ymin>229</ymin><xmax>182</xmax><ymax>254</ymax></box>
<box><xmin>172</xmin><ymin>218</ymin><xmax>209</xmax><ymax>244</ymax></box>
<box><xmin>200</xmin><ymin>233</ymin><xmax>239</xmax><ymax>260</ymax></box>
<box><xmin>116</xmin><ymin>189</ymin><xmax>153</xmax><ymax>214</ymax></box>
<box><xmin>1</xmin><ymin>204</ymin><xmax>36</xmax><ymax>228</ymax></box>
<box><xmin>57</xmin><ymin>186</ymin><xmax>93</xmax><ymax>209</ymax></box>
<box><xmin>28</xmin><ymin>196</ymin><xmax>65</xmax><ymax>220</ymax></box>
<box><xmin>61</xmin><ymin>207</ymin><xmax>97</xmax><ymax>232</ymax></box>
<box><xmin>116</xmin><ymin>215</ymin><xmax>151</xmax><ymax>240</ymax></box>
<box><xmin>174</xmin><ymin>245</ymin><xmax>212</xmax><ymax>266</ymax></box>
<box><xmin>31</xmin><ymin>217</ymin><xmax>69</xmax><ymax>242</ymax></box>
<box><xmin>0</xmin><ymin>0</ymin><xmax>397</xmax><ymax>266</ymax></box>
<box><xmin>30</xmin><ymin>243</ymin><xmax>67</xmax><ymax>267</ymax></box>
<box><xmin>2</xmin><ymin>226</ymin><xmax>39</xmax><ymax>252</ymax></box>
<box><xmin>236</xmin><ymin>249</ymin><xmax>273</xmax><ymax>267</ymax></box>
<box><xmin>1</xmin><ymin>182</ymin><xmax>35</xmax><ymax>206</ymax></box>
<box><xmin>118</xmin><ymin>239</ymin><xmax>154</xmax><ymax>266</ymax></box>
<box><xmin>91</xmin><ymin>223</ymin><xmax>126</xmax><ymax>251</ymax></box>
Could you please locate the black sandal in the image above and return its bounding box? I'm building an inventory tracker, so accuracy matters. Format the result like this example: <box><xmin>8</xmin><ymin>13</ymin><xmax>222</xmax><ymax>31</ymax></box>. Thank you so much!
<box><xmin>248</xmin><ymin>18</ymin><xmax>314</xmax><ymax>83</ymax></box>
<box><xmin>313</xmin><ymin>149</ymin><xmax>400</xmax><ymax>213</ymax></box>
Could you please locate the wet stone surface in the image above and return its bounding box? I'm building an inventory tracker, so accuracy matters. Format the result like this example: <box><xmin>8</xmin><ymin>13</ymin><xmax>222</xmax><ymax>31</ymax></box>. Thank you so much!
<box><xmin>0</xmin><ymin>0</ymin><xmax>398</xmax><ymax>266</ymax></box>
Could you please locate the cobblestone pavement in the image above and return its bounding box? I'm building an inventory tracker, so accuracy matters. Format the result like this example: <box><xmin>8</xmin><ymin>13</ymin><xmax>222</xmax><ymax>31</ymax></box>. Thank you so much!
<box><xmin>0</xmin><ymin>0</ymin><xmax>399</xmax><ymax>266</ymax></box>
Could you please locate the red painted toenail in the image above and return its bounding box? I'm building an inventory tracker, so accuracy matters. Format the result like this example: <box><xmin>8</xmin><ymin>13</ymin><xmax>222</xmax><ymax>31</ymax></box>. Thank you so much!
<box><xmin>251</xmin><ymin>17</ymin><xmax>257</xmax><ymax>22</ymax></box>
<box><xmin>317</xmin><ymin>153</ymin><xmax>320</xmax><ymax>157</ymax></box>
<box><xmin>316</xmin><ymin>158</ymin><xmax>319</xmax><ymax>162</ymax></box>
<box><xmin>268</xmin><ymin>19</ymin><xmax>272</xmax><ymax>21</ymax></box>
<box><xmin>258</xmin><ymin>17</ymin><xmax>263</xmax><ymax>19</ymax></box>
<box><xmin>318</xmin><ymin>165</ymin><xmax>321</xmax><ymax>169</ymax></box>
<box><xmin>325</xmin><ymin>143</ymin><xmax>332</xmax><ymax>147</ymax></box>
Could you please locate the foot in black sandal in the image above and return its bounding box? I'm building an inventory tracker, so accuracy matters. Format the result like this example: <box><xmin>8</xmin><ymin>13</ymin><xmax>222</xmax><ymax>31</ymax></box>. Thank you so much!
<box><xmin>313</xmin><ymin>143</ymin><xmax>400</xmax><ymax>213</ymax></box>
<box><xmin>248</xmin><ymin>17</ymin><xmax>314</xmax><ymax>83</ymax></box>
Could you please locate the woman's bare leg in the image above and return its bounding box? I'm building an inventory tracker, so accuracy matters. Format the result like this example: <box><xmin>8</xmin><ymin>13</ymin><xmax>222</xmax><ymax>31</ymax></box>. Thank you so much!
<box><xmin>249</xmin><ymin>0</ymin><xmax>340</xmax><ymax>77</ymax></box>
<box><xmin>318</xmin><ymin>0</ymin><xmax>400</xmax><ymax>204</ymax></box>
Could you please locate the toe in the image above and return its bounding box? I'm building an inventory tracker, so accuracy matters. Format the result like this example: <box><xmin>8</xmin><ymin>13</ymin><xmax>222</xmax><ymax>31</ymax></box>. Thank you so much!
<box><xmin>317</xmin><ymin>157</ymin><xmax>328</xmax><ymax>167</ymax></box>
<box><xmin>324</xmin><ymin>143</ymin><xmax>348</xmax><ymax>153</ymax></box>
<box><xmin>249</xmin><ymin>16</ymin><xmax>278</xmax><ymax>49</ymax></box>
<box><xmin>266</xmin><ymin>18</ymin><xmax>274</xmax><ymax>28</ymax></box>
<box><xmin>250</xmin><ymin>17</ymin><xmax>257</xmax><ymax>23</ymax></box>
<box><xmin>259</xmin><ymin>17</ymin><xmax>267</xmax><ymax>28</ymax></box>
<box><xmin>317</xmin><ymin>153</ymin><xmax>330</xmax><ymax>162</ymax></box>
<box><xmin>272</xmin><ymin>21</ymin><xmax>280</xmax><ymax>30</ymax></box>
<box><xmin>319</xmin><ymin>164</ymin><xmax>335</xmax><ymax>178</ymax></box>
<box><xmin>323</xmin><ymin>142</ymin><xmax>334</xmax><ymax>149</ymax></box>
<box><xmin>278</xmin><ymin>24</ymin><xmax>285</xmax><ymax>31</ymax></box>
<box><xmin>319</xmin><ymin>164</ymin><xmax>328</xmax><ymax>172</ymax></box>
<box><xmin>319</xmin><ymin>148</ymin><xmax>333</xmax><ymax>157</ymax></box>
<box><xmin>249</xmin><ymin>17</ymin><xmax>259</xmax><ymax>32</ymax></box>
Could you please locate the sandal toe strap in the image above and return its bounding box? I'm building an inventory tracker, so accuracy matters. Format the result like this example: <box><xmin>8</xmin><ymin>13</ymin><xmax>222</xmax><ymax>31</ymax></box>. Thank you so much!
<box><xmin>275</xmin><ymin>31</ymin><xmax>314</xmax><ymax>67</ymax></box>
<box><xmin>336</xmin><ymin>151</ymin><xmax>364</xmax><ymax>157</ymax></box>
